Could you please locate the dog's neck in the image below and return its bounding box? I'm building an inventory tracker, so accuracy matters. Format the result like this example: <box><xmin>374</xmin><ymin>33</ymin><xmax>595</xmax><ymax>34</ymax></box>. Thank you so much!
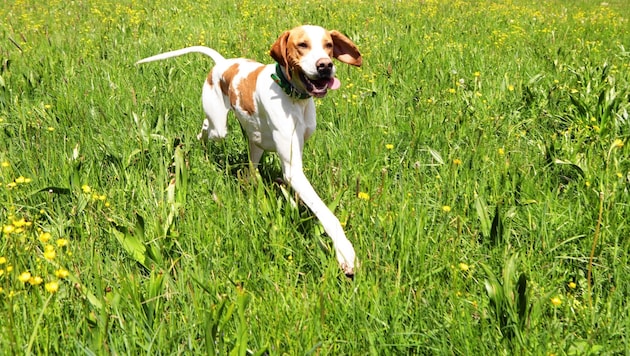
<box><xmin>271</xmin><ymin>63</ymin><xmax>311</xmax><ymax>100</ymax></box>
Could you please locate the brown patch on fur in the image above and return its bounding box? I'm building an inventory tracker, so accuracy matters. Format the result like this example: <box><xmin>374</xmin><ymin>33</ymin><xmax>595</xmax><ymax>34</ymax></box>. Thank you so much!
<box><xmin>206</xmin><ymin>69</ymin><xmax>214</xmax><ymax>87</ymax></box>
<box><xmin>237</xmin><ymin>65</ymin><xmax>266</xmax><ymax>115</ymax></box>
<box><xmin>220</xmin><ymin>63</ymin><xmax>240</xmax><ymax>107</ymax></box>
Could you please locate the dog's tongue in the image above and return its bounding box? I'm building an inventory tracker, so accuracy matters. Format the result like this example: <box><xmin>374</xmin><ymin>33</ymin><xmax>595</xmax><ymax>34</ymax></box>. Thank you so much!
<box><xmin>328</xmin><ymin>77</ymin><xmax>341</xmax><ymax>90</ymax></box>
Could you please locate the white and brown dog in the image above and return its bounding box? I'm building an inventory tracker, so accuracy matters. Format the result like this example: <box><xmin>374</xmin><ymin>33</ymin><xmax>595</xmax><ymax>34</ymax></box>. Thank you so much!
<box><xmin>136</xmin><ymin>25</ymin><xmax>362</xmax><ymax>276</ymax></box>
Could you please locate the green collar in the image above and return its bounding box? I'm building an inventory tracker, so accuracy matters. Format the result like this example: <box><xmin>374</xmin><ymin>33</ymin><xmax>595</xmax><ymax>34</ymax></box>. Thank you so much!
<box><xmin>271</xmin><ymin>63</ymin><xmax>311</xmax><ymax>100</ymax></box>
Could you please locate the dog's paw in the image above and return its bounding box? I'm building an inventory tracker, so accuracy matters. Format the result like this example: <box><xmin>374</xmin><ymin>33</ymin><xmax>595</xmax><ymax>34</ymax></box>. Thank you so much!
<box><xmin>197</xmin><ymin>119</ymin><xmax>210</xmax><ymax>142</ymax></box>
<box><xmin>341</xmin><ymin>262</ymin><xmax>355</xmax><ymax>278</ymax></box>
<box><xmin>335</xmin><ymin>241</ymin><xmax>356</xmax><ymax>278</ymax></box>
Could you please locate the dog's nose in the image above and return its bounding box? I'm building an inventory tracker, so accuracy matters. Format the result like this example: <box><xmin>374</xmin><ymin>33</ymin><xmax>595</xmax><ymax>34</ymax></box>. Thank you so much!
<box><xmin>316</xmin><ymin>58</ymin><xmax>333</xmax><ymax>77</ymax></box>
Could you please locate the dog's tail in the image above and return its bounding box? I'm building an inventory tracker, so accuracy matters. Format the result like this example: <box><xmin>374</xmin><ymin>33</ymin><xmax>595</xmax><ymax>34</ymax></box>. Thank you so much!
<box><xmin>135</xmin><ymin>46</ymin><xmax>226</xmax><ymax>65</ymax></box>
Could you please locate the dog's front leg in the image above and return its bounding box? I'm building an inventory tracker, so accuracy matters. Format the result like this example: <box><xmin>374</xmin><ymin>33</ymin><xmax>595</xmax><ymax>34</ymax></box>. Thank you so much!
<box><xmin>280</xmin><ymin>156</ymin><xmax>356</xmax><ymax>276</ymax></box>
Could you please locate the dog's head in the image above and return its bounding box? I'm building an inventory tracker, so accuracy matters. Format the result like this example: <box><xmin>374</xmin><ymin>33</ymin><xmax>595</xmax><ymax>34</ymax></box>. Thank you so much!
<box><xmin>270</xmin><ymin>25</ymin><xmax>362</xmax><ymax>98</ymax></box>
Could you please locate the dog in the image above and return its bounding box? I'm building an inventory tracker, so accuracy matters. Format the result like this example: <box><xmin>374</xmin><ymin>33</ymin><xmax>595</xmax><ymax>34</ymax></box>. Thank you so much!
<box><xmin>136</xmin><ymin>25</ymin><xmax>362</xmax><ymax>276</ymax></box>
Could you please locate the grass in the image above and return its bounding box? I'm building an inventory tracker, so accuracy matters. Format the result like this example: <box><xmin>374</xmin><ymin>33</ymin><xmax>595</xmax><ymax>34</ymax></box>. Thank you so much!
<box><xmin>1</xmin><ymin>0</ymin><xmax>629</xmax><ymax>354</ymax></box>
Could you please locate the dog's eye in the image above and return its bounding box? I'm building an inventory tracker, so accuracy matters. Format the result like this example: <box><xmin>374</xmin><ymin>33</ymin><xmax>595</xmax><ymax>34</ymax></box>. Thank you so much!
<box><xmin>297</xmin><ymin>42</ymin><xmax>308</xmax><ymax>49</ymax></box>
<box><xmin>325</xmin><ymin>42</ymin><xmax>333</xmax><ymax>49</ymax></box>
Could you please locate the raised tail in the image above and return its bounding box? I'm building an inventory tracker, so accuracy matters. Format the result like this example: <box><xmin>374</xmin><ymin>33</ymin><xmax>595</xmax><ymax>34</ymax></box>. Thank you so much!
<box><xmin>135</xmin><ymin>46</ymin><xmax>226</xmax><ymax>65</ymax></box>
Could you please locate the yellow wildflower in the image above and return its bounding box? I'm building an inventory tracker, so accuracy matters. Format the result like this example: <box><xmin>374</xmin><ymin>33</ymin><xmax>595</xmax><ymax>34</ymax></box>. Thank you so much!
<box><xmin>612</xmin><ymin>139</ymin><xmax>624</xmax><ymax>149</ymax></box>
<box><xmin>56</xmin><ymin>238</ymin><xmax>69</xmax><ymax>247</ymax></box>
<box><xmin>45</xmin><ymin>281</ymin><xmax>59</xmax><ymax>293</ymax></box>
<box><xmin>357</xmin><ymin>192</ymin><xmax>370</xmax><ymax>201</ymax></box>
<box><xmin>3</xmin><ymin>224</ymin><xmax>15</xmax><ymax>235</ymax></box>
<box><xmin>498</xmin><ymin>148</ymin><xmax>505</xmax><ymax>156</ymax></box>
<box><xmin>28</xmin><ymin>276</ymin><xmax>43</xmax><ymax>286</ymax></box>
<box><xmin>508</xmin><ymin>85</ymin><xmax>515</xmax><ymax>91</ymax></box>
<box><xmin>12</xmin><ymin>218</ymin><xmax>29</xmax><ymax>228</ymax></box>
<box><xmin>0</xmin><ymin>257</ymin><xmax>6</xmax><ymax>264</ymax></box>
<box><xmin>453</xmin><ymin>158</ymin><xmax>462</xmax><ymax>165</ymax></box>
<box><xmin>55</xmin><ymin>268</ymin><xmax>70</xmax><ymax>279</ymax></box>
<box><xmin>39</xmin><ymin>232</ymin><xmax>52</xmax><ymax>243</ymax></box>
<box><xmin>568</xmin><ymin>282</ymin><xmax>577</xmax><ymax>289</ymax></box>
<box><xmin>43</xmin><ymin>245</ymin><xmax>56</xmax><ymax>261</ymax></box>
<box><xmin>18</xmin><ymin>271</ymin><xmax>32</xmax><ymax>283</ymax></box>
<box><xmin>0</xmin><ymin>161</ymin><xmax>9</xmax><ymax>168</ymax></box>
<box><xmin>442</xmin><ymin>205</ymin><xmax>451</xmax><ymax>213</ymax></box>
<box><xmin>385</xmin><ymin>144</ymin><xmax>394</xmax><ymax>150</ymax></box>
<box><xmin>458</xmin><ymin>263</ymin><xmax>469</xmax><ymax>272</ymax></box>
<box><xmin>81</xmin><ymin>184</ymin><xmax>92</xmax><ymax>194</ymax></box>
<box><xmin>551</xmin><ymin>296</ymin><xmax>562</xmax><ymax>306</ymax></box>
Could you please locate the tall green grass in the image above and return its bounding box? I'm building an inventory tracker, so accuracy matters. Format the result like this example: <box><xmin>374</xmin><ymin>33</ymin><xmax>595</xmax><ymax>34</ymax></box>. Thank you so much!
<box><xmin>1</xmin><ymin>0</ymin><xmax>629</xmax><ymax>354</ymax></box>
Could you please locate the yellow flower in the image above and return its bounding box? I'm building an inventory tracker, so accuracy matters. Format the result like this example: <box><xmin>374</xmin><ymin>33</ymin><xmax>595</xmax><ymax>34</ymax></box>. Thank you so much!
<box><xmin>18</xmin><ymin>271</ymin><xmax>32</xmax><ymax>283</ymax></box>
<box><xmin>611</xmin><ymin>139</ymin><xmax>624</xmax><ymax>149</ymax></box>
<box><xmin>56</xmin><ymin>238</ymin><xmax>69</xmax><ymax>247</ymax></box>
<box><xmin>458</xmin><ymin>262</ymin><xmax>469</xmax><ymax>272</ymax></box>
<box><xmin>448</xmin><ymin>88</ymin><xmax>456</xmax><ymax>94</ymax></box>
<box><xmin>474</xmin><ymin>71</ymin><xmax>481</xmax><ymax>77</ymax></box>
<box><xmin>508</xmin><ymin>85</ymin><xmax>515</xmax><ymax>91</ymax></box>
<box><xmin>45</xmin><ymin>281</ymin><xmax>59</xmax><ymax>293</ymax></box>
<box><xmin>16</xmin><ymin>176</ymin><xmax>32</xmax><ymax>184</ymax></box>
<box><xmin>81</xmin><ymin>184</ymin><xmax>92</xmax><ymax>194</ymax></box>
<box><xmin>55</xmin><ymin>268</ymin><xmax>70</xmax><ymax>279</ymax></box>
<box><xmin>357</xmin><ymin>192</ymin><xmax>370</xmax><ymax>201</ymax></box>
<box><xmin>43</xmin><ymin>245</ymin><xmax>56</xmax><ymax>261</ymax></box>
<box><xmin>12</xmin><ymin>218</ymin><xmax>29</xmax><ymax>228</ymax></box>
<box><xmin>453</xmin><ymin>158</ymin><xmax>462</xmax><ymax>165</ymax></box>
<box><xmin>39</xmin><ymin>232</ymin><xmax>52</xmax><ymax>243</ymax></box>
<box><xmin>551</xmin><ymin>296</ymin><xmax>562</xmax><ymax>306</ymax></box>
<box><xmin>0</xmin><ymin>161</ymin><xmax>9</xmax><ymax>168</ymax></box>
<box><xmin>2</xmin><ymin>224</ymin><xmax>15</xmax><ymax>235</ymax></box>
<box><xmin>28</xmin><ymin>276</ymin><xmax>43</xmax><ymax>286</ymax></box>
<box><xmin>442</xmin><ymin>205</ymin><xmax>451</xmax><ymax>212</ymax></box>
<box><xmin>0</xmin><ymin>256</ymin><xmax>6</xmax><ymax>264</ymax></box>
<box><xmin>385</xmin><ymin>144</ymin><xmax>394</xmax><ymax>150</ymax></box>
<box><xmin>568</xmin><ymin>282</ymin><xmax>577</xmax><ymax>289</ymax></box>
<box><xmin>498</xmin><ymin>148</ymin><xmax>505</xmax><ymax>156</ymax></box>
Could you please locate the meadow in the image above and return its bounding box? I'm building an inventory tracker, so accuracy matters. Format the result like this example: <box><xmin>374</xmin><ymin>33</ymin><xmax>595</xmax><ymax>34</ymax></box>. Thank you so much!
<box><xmin>1</xmin><ymin>0</ymin><xmax>629</xmax><ymax>354</ymax></box>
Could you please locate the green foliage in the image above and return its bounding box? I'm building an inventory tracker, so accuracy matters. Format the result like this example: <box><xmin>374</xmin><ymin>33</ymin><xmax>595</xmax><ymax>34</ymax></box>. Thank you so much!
<box><xmin>1</xmin><ymin>0</ymin><xmax>629</xmax><ymax>354</ymax></box>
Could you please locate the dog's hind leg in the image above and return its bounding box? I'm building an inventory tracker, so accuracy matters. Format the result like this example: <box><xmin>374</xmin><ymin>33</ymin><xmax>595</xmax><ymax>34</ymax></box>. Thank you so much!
<box><xmin>198</xmin><ymin>78</ymin><xmax>230</xmax><ymax>142</ymax></box>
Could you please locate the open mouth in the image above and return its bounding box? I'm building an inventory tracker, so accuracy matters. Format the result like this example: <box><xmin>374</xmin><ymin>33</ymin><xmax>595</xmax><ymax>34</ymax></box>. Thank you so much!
<box><xmin>298</xmin><ymin>72</ymin><xmax>340</xmax><ymax>98</ymax></box>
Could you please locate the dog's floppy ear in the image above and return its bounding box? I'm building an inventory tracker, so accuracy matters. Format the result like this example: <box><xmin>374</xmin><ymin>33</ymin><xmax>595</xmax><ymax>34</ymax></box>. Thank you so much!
<box><xmin>330</xmin><ymin>30</ymin><xmax>362</xmax><ymax>67</ymax></box>
<box><xmin>270</xmin><ymin>31</ymin><xmax>292</xmax><ymax>79</ymax></box>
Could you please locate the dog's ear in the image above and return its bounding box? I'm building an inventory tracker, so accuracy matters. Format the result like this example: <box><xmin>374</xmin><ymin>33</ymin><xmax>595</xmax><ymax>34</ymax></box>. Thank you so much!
<box><xmin>330</xmin><ymin>30</ymin><xmax>362</xmax><ymax>67</ymax></box>
<box><xmin>270</xmin><ymin>31</ymin><xmax>291</xmax><ymax>79</ymax></box>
